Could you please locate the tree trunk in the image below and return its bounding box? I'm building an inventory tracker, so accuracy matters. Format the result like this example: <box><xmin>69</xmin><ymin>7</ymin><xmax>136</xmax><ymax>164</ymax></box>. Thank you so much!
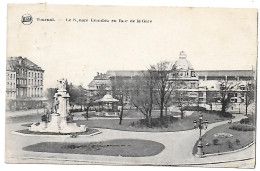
<box><xmin>245</xmin><ymin>93</ymin><xmax>248</xmax><ymax>115</ymax></box>
<box><xmin>147</xmin><ymin>111</ymin><xmax>152</xmax><ymax>128</ymax></box>
<box><xmin>119</xmin><ymin>100</ymin><xmax>123</xmax><ymax>125</ymax></box>
<box><xmin>160</xmin><ymin>97</ymin><xmax>164</xmax><ymax>123</ymax></box>
<box><xmin>180</xmin><ymin>110</ymin><xmax>184</xmax><ymax>119</ymax></box>
<box><xmin>221</xmin><ymin>104</ymin><xmax>226</xmax><ymax>115</ymax></box>
<box><xmin>148</xmin><ymin>115</ymin><xmax>152</xmax><ymax>128</ymax></box>
<box><xmin>119</xmin><ymin>108</ymin><xmax>123</xmax><ymax>125</ymax></box>
<box><xmin>145</xmin><ymin>114</ymin><xmax>149</xmax><ymax>127</ymax></box>
<box><xmin>86</xmin><ymin>106</ymin><xmax>89</xmax><ymax>120</ymax></box>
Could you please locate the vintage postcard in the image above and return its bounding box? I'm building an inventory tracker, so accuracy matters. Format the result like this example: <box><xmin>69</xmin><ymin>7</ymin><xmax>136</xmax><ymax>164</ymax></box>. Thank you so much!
<box><xmin>5</xmin><ymin>4</ymin><xmax>257</xmax><ymax>168</ymax></box>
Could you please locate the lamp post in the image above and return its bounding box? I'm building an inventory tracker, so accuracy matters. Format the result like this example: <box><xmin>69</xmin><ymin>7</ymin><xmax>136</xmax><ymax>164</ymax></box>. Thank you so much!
<box><xmin>193</xmin><ymin>114</ymin><xmax>208</xmax><ymax>158</ymax></box>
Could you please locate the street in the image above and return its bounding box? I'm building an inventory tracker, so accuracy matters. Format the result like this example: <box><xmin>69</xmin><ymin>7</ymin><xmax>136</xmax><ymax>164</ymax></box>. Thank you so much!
<box><xmin>5</xmin><ymin>113</ymin><xmax>255</xmax><ymax>167</ymax></box>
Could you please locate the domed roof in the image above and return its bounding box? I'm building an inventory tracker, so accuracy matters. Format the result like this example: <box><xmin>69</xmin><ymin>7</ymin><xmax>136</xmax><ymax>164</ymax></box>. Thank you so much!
<box><xmin>173</xmin><ymin>51</ymin><xmax>194</xmax><ymax>70</ymax></box>
<box><xmin>96</xmin><ymin>93</ymin><xmax>119</xmax><ymax>102</ymax></box>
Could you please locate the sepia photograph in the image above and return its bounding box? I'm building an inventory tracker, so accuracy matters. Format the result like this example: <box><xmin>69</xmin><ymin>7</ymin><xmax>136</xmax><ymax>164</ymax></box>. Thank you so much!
<box><xmin>5</xmin><ymin>3</ymin><xmax>257</xmax><ymax>168</ymax></box>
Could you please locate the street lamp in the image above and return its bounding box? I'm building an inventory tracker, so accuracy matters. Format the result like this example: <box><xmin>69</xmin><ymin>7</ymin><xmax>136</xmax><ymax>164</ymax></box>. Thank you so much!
<box><xmin>193</xmin><ymin>114</ymin><xmax>208</xmax><ymax>158</ymax></box>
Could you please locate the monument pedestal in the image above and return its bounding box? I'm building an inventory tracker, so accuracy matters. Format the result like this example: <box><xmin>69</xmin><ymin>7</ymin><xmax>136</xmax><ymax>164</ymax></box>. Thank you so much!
<box><xmin>30</xmin><ymin>113</ymin><xmax>86</xmax><ymax>133</ymax></box>
<box><xmin>29</xmin><ymin>78</ymin><xmax>87</xmax><ymax>134</ymax></box>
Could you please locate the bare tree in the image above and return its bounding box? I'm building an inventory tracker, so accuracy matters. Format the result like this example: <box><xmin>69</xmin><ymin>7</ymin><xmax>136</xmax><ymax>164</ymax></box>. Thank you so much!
<box><xmin>245</xmin><ymin>81</ymin><xmax>255</xmax><ymax>115</ymax></box>
<box><xmin>111</xmin><ymin>77</ymin><xmax>131</xmax><ymax>125</ymax></box>
<box><xmin>172</xmin><ymin>80</ymin><xmax>193</xmax><ymax>119</ymax></box>
<box><xmin>150</xmin><ymin>61</ymin><xmax>176</xmax><ymax>123</ymax></box>
<box><xmin>219</xmin><ymin>80</ymin><xmax>239</xmax><ymax>116</ymax></box>
<box><xmin>130</xmin><ymin>71</ymin><xmax>155</xmax><ymax>127</ymax></box>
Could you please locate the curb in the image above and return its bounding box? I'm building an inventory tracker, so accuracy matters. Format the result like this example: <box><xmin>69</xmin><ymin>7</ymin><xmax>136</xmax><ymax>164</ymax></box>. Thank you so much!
<box><xmin>6</xmin><ymin>155</ymin><xmax>255</xmax><ymax>167</ymax></box>
<box><xmin>199</xmin><ymin>141</ymin><xmax>255</xmax><ymax>158</ymax></box>
<box><xmin>12</xmin><ymin>130</ymin><xmax>102</xmax><ymax>138</ymax></box>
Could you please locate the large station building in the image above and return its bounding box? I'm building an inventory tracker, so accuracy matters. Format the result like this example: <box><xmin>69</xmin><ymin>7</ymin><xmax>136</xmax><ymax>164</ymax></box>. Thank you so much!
<box><xmin>6</xmin><ymin>57</ymin><xmax>45</xmax><ymax>110</ymax></box>
<box><xmin>87</xmin><ymin>51</ymin><xmax>255</xmax><ymax>114</ymax></box>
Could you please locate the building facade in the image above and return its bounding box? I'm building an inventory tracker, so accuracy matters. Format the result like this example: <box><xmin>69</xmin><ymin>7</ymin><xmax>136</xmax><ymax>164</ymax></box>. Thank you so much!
<box><xmin>6</xmin><ymin>57</ymin><xmax>45</xmax><ymax>110</ymax></box>
<box><xmin>87</xmin><ymin>51</ymin><xmax>255</xmax><ymax>114</ymax></box>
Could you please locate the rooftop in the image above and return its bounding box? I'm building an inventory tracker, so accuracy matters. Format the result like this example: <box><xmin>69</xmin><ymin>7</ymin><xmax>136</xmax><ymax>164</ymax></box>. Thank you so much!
<box><xmin>173</xmin><ymin>51</ymin><xmax>194</xmax><ymax>70</ymax></box>
<box><xmin>196</xmin><ymin>70</ymin><xmax>254</xmax><ymax>77</ymax></box>
<box><xmin>104</xmin><ymin>69</ymin><xmax>253</xmax><ymax>78</ymax></box>
<box><xmin>7</xmin><ymin>57</ymin><xmax>44</xmax><ymax>71</ymax></box>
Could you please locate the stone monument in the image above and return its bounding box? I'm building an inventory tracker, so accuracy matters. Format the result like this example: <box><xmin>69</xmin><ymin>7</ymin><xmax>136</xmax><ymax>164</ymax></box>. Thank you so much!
<box><xmin>30</xmin><ymin>78</ymin><xmax>86</xmax><ymax>133</ymax></box>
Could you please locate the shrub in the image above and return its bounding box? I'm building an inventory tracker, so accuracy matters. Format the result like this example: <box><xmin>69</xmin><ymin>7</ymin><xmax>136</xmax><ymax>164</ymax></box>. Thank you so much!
<box><xmin>132</xmin><ymin>116</ymin><xmax>178</xmax><ymax>128</ymax></box>
<box><xmin>66</xmin><ymin>114</ymin><xmax>74</xmax><ymax>122</ymax></box>
<box><xmin>226</xmin><ymin>140</ymin><xmax>233</xmax><ymax>149</ymax></box>
<box><xmin>213</xmin><ymin>138</ymin><xmax>219</xmax><ymax>145</ymax></box>
<box><xmin>41</xmin><ymin>114</ymin><xmax>48</xmax><ymax>122</ymax></box>
<box><xmin>229</xmin><ymin>124</ymin><xmax>255</xmax><ymax>131</ymax></box>
<box><xmin>236</xmin><ymin>139</ymin><xmax>240</xmax><ymax>145</ymax></box>
<box><xmin>69</xmin><ymin>108</ymin><xmax>82</xmax><ymax>113</ymax></box>
<box><xmin>240</xmin><ymin>116</ymin><xmax>255</xmax><ymax>125</ymax></box>
<box><xmin>220</xmin><ymin>112</ymin><xmax>233</xmax><ymax>118</ymax></box>
<box><xmin>186</xmin><ymin>106</ymin><xmax>206</xmax><ymax>111</ymax></box>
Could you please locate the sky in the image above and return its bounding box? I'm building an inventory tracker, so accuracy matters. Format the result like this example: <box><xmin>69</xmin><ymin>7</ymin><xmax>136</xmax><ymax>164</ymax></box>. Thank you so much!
<box><xmin>7</xmin><ymin>4</ymin><xmax>257</xmax><ymax>90</ymax></box>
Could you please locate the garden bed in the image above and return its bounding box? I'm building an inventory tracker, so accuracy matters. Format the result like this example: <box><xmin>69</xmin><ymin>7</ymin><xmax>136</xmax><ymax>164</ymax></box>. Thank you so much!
<box><xmin>192</xmin><ymin>121</ymin><xmax>255</xmax><ymax>155</ymax></box>
<box><xmin>23</xmin><ymin>139</ymin><xmax>165</xmax><ymax>157</ymax></box>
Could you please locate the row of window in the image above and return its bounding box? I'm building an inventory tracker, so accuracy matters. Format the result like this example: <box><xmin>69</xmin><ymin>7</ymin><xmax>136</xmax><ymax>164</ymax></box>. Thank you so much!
<box><xmin>28</xmin><ymin>79</ymin><xmax>43</xmax><ymax>86</ymax></box>
<box><xmin>16</xmin><ymin>78</ymin><xmax>43</xmax><ymax>86</ymax></box>
<box><xmin>27</xmin><ymin>87</ymin><xmax>43</xmax><ymax>97</ymax></box>
<box><xmin>28</xmin><ymin>71</ymin><xmax>43</xmax><ymax>78</ymax></box>
<box><xmin>16</xmin><ymin>87</ymin><xmax>43</xmax><ymax>97</ymax></box>
<box><xmin>17</xmin><ymin>79</ymin><xmax>27</xmax><ymax>85</ymax></box>
<box><xmin>17</xmin><ymin>68</ymin><xmax>43</xmax><ymax>78</ymax></box>
<box><xmin>178</xmin><ymin>71</ymin><xmax>196</xmax><ymax>77</ymax></box>
<box><xmin>6</xmin><ymin>82</ymin><xmax>16</xmax><ymax>89</ymax></box>
<box><xmin>6</xmin><ymin>91</ymin><xmax>16</xmax><ymax>98</ymax></box>
<box><xmin>6</xmin><ymin>73</ymin><xmax>16</xmax><ymax>80</ymax></box>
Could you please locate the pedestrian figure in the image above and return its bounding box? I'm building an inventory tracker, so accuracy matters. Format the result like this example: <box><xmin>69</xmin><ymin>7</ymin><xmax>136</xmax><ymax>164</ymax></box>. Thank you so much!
<box><xmin>53</xmin><ymin>97</ymin><xmax>59</xmax><ymax>113</ymax></box>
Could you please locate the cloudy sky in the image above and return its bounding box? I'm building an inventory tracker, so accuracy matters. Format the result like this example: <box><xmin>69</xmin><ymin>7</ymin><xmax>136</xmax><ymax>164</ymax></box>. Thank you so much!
<box><xmin>7</xmin><ymin>4</ymin><xmax>257</xmax><ymax>90</ymax></box>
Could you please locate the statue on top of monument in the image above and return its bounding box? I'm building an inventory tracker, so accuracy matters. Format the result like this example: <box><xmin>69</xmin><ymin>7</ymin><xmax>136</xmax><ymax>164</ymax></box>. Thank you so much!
<box><xmin>57</xmin><ymin>78</ymin><xmax>67</xmax><ymax>91</ymax></box>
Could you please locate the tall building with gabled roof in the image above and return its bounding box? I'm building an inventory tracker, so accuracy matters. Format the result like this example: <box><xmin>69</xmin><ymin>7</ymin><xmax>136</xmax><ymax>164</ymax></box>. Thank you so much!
<box><xmin>6</xmin><ymin>57</ymin><xmax>45</xmax><ymax>110</ymax></box>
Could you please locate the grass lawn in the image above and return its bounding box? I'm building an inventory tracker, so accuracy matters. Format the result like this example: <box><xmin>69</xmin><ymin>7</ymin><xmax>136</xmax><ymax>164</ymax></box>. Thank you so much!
<box><xmin>75</xmin><ymin>111</ymin><xmax>232</xmax><ymax>132</ymax></box>
<box><xmin>23</xmin><ymin>139</ymin><xmax>165</xmax><ymax>157</ymax></box>
<box><xmin>192</xmin><ymin>122</ymin><xmax>255</xmax><ymax>155</ymax></box>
